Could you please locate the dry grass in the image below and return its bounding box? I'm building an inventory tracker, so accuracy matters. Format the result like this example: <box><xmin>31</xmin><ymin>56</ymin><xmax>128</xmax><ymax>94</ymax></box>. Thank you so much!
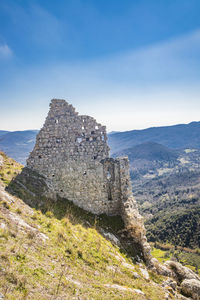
<box><xmin>0</xmin><ymin>152</ymin><xmax>168</xmax><ymax>299</ymax></box>
<box><xmin>0</xmin><ymin>192</ymin><xmax>167</xmax><ymax>298</ymax></box>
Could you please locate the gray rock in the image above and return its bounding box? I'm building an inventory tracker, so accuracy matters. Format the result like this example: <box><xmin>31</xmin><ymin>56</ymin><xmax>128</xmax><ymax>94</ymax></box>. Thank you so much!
<box><xmin>152</xmin><ymin>258</ymin><xmax>174</xmax><ymax>277</ymax></box>
<box><xmin>181</xmin><ymin>279</ymin><xmax>200</xmax><ymax>300</ymax></box>
<box><xmin>162</xmin><ymin>278</ymin><xmax>177</xmax><ymax>291</ymax></box>
<box><xmin>0</xmin><ymin>154</ymin><xmax>3</xmax><ymax>167</ymax></box>
<box><xmin>139</xmin><ymin>267</ymin><xmax>150</xmax><ymax>280</ymax></box>
<box><xmin>165</xmin><ymin>261</ymin><xmax>200</xmax><ymax>283</ymax></box>
<box><xmin>101</xmin><ymin>231</ymin><xmax>120</xmax><ymax>246</ymax></box>
<box><xmin>104</xmin><ymin>284</ymin><xmax>145</xmax><ymax>296</ymax></box>
<box><xmin>132</xmin><ymin>272</ymin><xmax>140</xmax><ymax>279</ymax></box>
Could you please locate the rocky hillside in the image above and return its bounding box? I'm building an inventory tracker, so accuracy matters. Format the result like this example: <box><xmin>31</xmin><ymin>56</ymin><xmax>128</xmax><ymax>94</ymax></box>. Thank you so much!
<box><xmin>1</xmin><ymin>152</ymin><xmax>200</xmax><ymax>299</ymax></box>
<box><xmin>0</xmin><ymin>152</ymin><xmax>22</xmax><ymax>186</ymax></box>
<box><xmin>111</xmin><ymin>139</ymin><xmax>200</xmax><ymax>250</ymax></box>
<box><xmin>0</xmin><ymin>153</ymin><xmax>169</xmax><ymax>299</ymax></box>
<box><xmin>0</xmin><ymin>123</ymin><xmax>200</xmax><ymax>251</ymax></box>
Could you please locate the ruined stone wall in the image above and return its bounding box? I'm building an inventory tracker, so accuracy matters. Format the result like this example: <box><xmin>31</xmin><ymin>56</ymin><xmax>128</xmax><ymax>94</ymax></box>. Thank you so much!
<box><xmin>21</xmin><ymin>98</ymin><xmax>152</xmax><ymax>262</ymax></box>
<box><xmin>118</xmin><ymin>157</ymin><xmax>152</xmax><ymax>262</ymax></box>
<box><xmin>27</xmin><ymin>99</ymin><xmax>124</xmax><ymax>215</ymax></box>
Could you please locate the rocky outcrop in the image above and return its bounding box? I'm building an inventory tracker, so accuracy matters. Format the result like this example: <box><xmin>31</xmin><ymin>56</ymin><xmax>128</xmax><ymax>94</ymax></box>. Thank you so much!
<box><xmin>164</xmin><ymin>261</ymin><xmax>200</xmax><ymax>283</ymax></box>
<box><xmin>181</xmin><ymin>279</ymin><xmax>200</xmax><ymax>300</ymax></box>
<box><xmin>162</xmin><ymin>261</ymin><xmax>200</xmax><ymax>299</ymax></box>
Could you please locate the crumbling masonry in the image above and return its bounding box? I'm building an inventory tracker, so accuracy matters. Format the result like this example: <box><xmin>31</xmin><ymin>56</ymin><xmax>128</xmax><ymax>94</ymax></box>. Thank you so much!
<box><xmin>25</xmin><ymin>99</ymin><xmax>151</xmax><ymax>261</ymax></box>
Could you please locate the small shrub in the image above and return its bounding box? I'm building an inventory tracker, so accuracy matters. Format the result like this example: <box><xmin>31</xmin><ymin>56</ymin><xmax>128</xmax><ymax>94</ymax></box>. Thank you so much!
<box><xmin>9</xmin><ymin>231</ymin><xmax>17</xmax><ymax>238</ymax></box>
<box><xmin>16</xmin><ymin>276</ymin><xmax>28</xmax><ymax>295</ymax></box>
<box><xmin>2</xmin><ymin>201</ymin><xmax>10</xmax><ymax>209</ymax></box>
<box><xmin>77</xmin><ymin>250</ymin><xmax>83</xmax><ymax>259</ymax></box>
<box><xmin>31</xmin><ymin>213</ymin><xmax>37</xmax><ymax>220</ymax></box>
<box><xmin>46</xmin><ymin>211</ymin><xmax>53</xmax><ymax>218</ymax></box>
<box><xmin>15</xmin><ymin>254</ymin><xmax>26</xmax><ymax>262</ymax></box>
<box><xmin>65</xmin><ymin>248</ymin><xmax>72</xmax><ymax>256</ymax></box>
<box><xmin>57</xmin><ymin>230</ymin><xmax>66</xmax><ymax>243</ymax></box>
<box><xmin>16</xmin><ymin>208</ymin><xmax>22</xmax><ymax>215</ymax></box>
<box><xmin>195</xmin><ymin>248</ymin><xmax>200</xmax><ymax>254</ymax></box>
<box><xmin>27</xmin><ymin>231</ymin><xmax>36</xmax><ymax>239</ymax></box>
<box><xmin>1</xmin><ymin>254</ymin><xmax>9</xmax><ymax>261</ymax></box>
<box><xmin>6</xmin><ymin>272</ymin><xmax>18</xmax><ymax>284</ymax></box>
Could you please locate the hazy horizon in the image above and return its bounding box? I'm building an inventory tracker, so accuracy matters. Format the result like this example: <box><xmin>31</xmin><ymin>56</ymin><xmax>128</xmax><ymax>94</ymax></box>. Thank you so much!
<box><xmin>1</xmin><ymin>119</ymin><xmax>200</xmax><ymax>133</ymax></box>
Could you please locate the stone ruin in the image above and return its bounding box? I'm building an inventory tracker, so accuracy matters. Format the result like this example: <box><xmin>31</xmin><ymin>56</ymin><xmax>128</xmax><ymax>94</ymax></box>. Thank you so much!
<box><xmin>16</xmin><ymin>99</ymin><xmax>151</xmax><ymax>262</ymax></box>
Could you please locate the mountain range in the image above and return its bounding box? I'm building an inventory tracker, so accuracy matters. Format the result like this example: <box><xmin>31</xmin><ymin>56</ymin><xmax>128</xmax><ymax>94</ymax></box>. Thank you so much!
<box><xmin>108</xmin><ymin>121</ymin><xmax>200</xmax><ymax>154</ymax></box>
<box><xmin>1</xmin><ymin>121</ymin><xmax>200</xmax><ymax>164</ymax></box>
<box><xmin>0</xmin><ymin>130</ymin><xmax>38</xmax><ymax>164</ymax></box>
<box><xmin>1</xmin><ymin>122</ymin><xmax>200</xmax><ymax>248</ymax></box>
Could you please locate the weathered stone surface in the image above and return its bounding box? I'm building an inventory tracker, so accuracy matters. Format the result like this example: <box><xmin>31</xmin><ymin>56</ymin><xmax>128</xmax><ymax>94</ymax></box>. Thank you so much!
<box><xmin>152</xmin><ymin>258</ymin><xmax>175</xmax><ymax>277</ymax></box>
<box><xmin>162</xmin><ymin>278</ymin><xmax>177</xmax><ymax>291</ymax></box>
<box><xmin>121</xmin><ymin>262</ymin><xmax>135</xmax><ymax>271</ymax></box>
<box><xmin>65</xmin><ymin>275</ymin><xmax>82</xmax><ymax>287</ymax></box>
<box><xmin>101</xmin><ymin>230</ymin><xmax>120</xmax><ymax>246</ymax></box>
<box><xmin>0</xmin><ymin>292</ymin><xmax>4</xmax><ymax>300</ymax></box>
<box><xmin>26</xmin><ymin>99</ymin><xmax>122</xmax><ymax>215</ymax></box>
<box><xmin>104</xmin><ymin>284</ymin><xmax>145</xmax><ymax>296</ymax></box>
<box><xmin>181</xmin><ymin>279</ymin><xmax>200</xmax><ymax>300</ymax></box>
<box><xmin>165</xmin><ymin>261</ymin><xmax>200</xmax><ymax>283</ymax></box>
<box><xmin>15</xmin><ymin>99</ymin><xmax>151</xmax><ymax>262</ymax></box>
<box><xmin>139</xmin><ymin>267</ymin><xmax>150</xmax><ymax>280</ymax></box>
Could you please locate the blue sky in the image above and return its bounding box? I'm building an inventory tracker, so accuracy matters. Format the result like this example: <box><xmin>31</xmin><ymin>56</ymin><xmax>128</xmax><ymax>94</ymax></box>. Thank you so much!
<box><xmin>0</xmin><ymin>0</ymin><xmax>200</xmax><ymax>131</ymax></box>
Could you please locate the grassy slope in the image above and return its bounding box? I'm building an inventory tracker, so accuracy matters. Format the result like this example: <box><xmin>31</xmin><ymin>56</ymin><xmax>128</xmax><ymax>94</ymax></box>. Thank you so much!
<box><xmin>0</xmin><ymin>151</ymin><xmax>23</xmax><ymax>185</ymax></box>
<box><xmin>0</xmin><ymin>153</ymin><xmax>167</xmax><ymax>299</ymax></box>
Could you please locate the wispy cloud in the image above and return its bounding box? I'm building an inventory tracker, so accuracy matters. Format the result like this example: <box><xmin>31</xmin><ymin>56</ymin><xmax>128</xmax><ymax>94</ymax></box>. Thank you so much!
<box><xmin>1</xmin><ymin>29</ymin><xmax>200</xmax><ymax>131</ymax></box>
<box><xmin>0</xmin><ymin>44</ymin><xmax>12</xmax><ymax>58</ymax></box>
<box><xmin>1</xmin><ymin>1</ymin><xmax>64</xmax><ymax>54</ymax></box>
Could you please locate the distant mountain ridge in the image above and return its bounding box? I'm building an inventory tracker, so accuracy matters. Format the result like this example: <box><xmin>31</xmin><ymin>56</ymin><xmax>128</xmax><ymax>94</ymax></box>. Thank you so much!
<box><xmin>108</xmin><ymin>121</ymin><xmax>200</xmax><ymax>154</ymax></box>
<box><xmin>1</xmin><ymin>121</ymin><xmax>200</xmax><ymax>165</ymax></box>
<box><xmin>113</xmin><ymin>142</ymin><xmax>179</xmax><ymax>162</ymax></box>
<box><xmin>0</xmin><ymin>130</ymin><xmax>38</xmax><ymax>164</ymax></box>
<box><xmin>1</xmin><ymin>123</ymin><xmax>200</xmax><ymax>249</ymax></box>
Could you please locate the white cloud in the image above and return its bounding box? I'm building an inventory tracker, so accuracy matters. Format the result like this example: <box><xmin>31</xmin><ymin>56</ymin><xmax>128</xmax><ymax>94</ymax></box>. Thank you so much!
<box><xmin>0</xmin><ymin>44</ymin><xmax>13</xmax><ymax>58</ymax></box>
<box><xmin>1</xmin><ymin>29</ymin><xmax>200</xmax><ymax>131</ymax></box>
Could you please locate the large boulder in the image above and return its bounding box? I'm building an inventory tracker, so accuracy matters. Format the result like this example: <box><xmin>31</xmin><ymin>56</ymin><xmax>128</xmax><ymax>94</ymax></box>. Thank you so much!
<box><xmin>164</xmin><ymin>261</ymin><xmax>200</xmax><ymax>283</ymax></box>
<box><xmin>181</xmin><ymin>279</ymin><xmax>200</xmax><ymax>300</ymax></box>
<box><xmin>151</xmin><ymin>258</ymin><xmax>174</xmax><ymax>277</ymax></box>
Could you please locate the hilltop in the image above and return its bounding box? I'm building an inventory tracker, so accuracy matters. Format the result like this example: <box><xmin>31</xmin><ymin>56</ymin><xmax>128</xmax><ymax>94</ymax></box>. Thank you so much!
<box><xmin>1</xmin><ymin>152</ymin><xmax>200</xmax><ymax>299</ymax></box>
<box><xmin>108</xmin><ymin>121</ymin><xmax>200</xmax><ymax>154</ymax></box>
<box><xmin>113</xmin><ymin>142</ymin><xmax>179</xmax><ymax>162</ymax></box>
<box><xmin>0</xmin><ymin>152</ymin><xmax>172</xmax><ymax>299</ymax></box>
<box><xmin>1</xmin><ymin>121</ymin><xmax>200</xmax><ymax>255</ymax></box>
